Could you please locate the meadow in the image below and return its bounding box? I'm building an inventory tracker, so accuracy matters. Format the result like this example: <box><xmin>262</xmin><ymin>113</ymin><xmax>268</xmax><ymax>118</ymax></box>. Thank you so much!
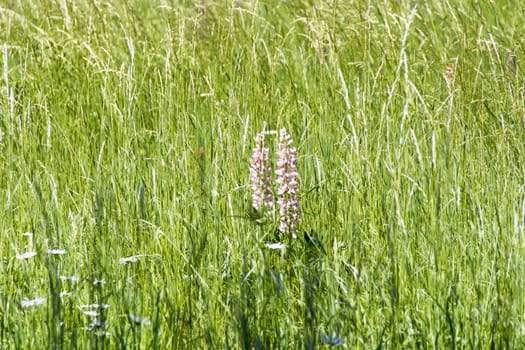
<box><xmin>1</xmin><ymin>0</ymin><xmax>525</xmax><ymax>348</ymax></box>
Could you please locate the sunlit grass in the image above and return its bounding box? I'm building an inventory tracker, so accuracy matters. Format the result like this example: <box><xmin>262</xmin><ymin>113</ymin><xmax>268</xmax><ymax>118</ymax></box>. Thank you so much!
<box><xmin>1</xmin><ymin>0</ymin><xmax>525</xmax><ymax>348</ymax></box>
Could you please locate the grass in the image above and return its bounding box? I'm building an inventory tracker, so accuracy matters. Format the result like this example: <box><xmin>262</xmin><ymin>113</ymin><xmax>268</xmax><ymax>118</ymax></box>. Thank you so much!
<box><xmin>1</xmin><ymin>0</ymin><xmax>525</xmax><ymax>348</ymax></box>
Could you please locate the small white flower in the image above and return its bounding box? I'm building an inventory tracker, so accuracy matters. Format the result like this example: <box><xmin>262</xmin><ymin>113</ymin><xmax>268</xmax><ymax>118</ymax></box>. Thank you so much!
<box><xmin>82</xmin><ymin>319</ymin><xmax>108</xmax><ymax>332</ymax></box>
<box><xmin>16</xmin><ymin>252</ymin><xmax>37</xmax><ymax>260</ymax></box>
<box><xmin>83</xmin><ymin>310</ymin><xmax>100</xmax><ymax>317</ymax></box>
<box><xmin>60</xmin><ymin>275</ymin><xmax>79</xmax><ymax>282</ymax></box>
<box><xmin>92</xmin><ymin>279</ymin><xmax>106</xmax><ymax>286</ymax></box>
<box><xmin>94</xmin><ymin>331</ymin><xmax>111</xmax><ymax>337</ymax></box>
<box><xmin>265</xmin><ymin>243</ymin><xmax>287</xmax><ymax>250</ymax></box>
<box><xmin>22</xmin><ymin>297</ymin><xmax>46</xmax><ymax>308</ymax></box>
<box><xmin>47</xmin><ymin>249</ymin><xmax>67</xmax><ymax>255</ymax></box>
<box><xmin>119</xmin><ymin>256</ymin><xmax>140</xmax><ymax>265</ymax></box>
<box><xmin>90</xmin><ymin>318</ymin><xmax>106</xmax><ymax>328</ymax></box>
<box><xmin>128</xmin><ymin>314</ymin><xmax>151</xmax><ymax>326</ymax></box>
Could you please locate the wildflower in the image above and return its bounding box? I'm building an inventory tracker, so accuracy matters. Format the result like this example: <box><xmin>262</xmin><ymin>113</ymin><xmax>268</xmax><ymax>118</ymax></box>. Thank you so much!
<box><xmin>265</xmin><ymin>242</ymin><xmax>287</xmax><ymax>250</ymax></box>
<box><xmin>93</xmin><ymin>331</ymin><xmax>111</xmax><ymax>337</ymax></box>
<box><xmin>22</xmin><ymin>297</ymin><xmax>46</xmax><ymax>308</ymax></box>
<box><xmin>276</xmin><ymin>128</ymin><xmax>300</xmax><ymax>237</ymax></box>
<box><xmin>83</xmin><ymin>310</ymin><xmax>100</xmax><ymax>317</ymax></box>
<box><xmin>250</xmin><ymin>132</ymin><xmax>273</xmax><ymax>212</ymax></box>
<box><xmin>47</xmin><ymin>249</ymin><xmax>67</xmax><ymax>255</ymax></box>
<box><xmin>119</xmin><ymin>255</ymin><xmax>140</xmax><ymax>265</ymax></box>
<box><xmin>119</xmin><ymin>254</ymin><xmax>153</xmax><ymax>265</ymax></box>
<box><xmin>16</xmin><ymin>252</ymin><xmax>37</xmax><ymax>260</ymax></box>
<box><xmin>60</xmin><ymin>275</ymin><xmax>79</xmax><ymax>282</ymax></box>
<box><xmin>128</xmin><ymin>314</ymin><xmax>151</xmax><ymax>326</ymax></box>
<box><xmin>89</xmin><ymin>318</ymin><xmax>106</xmax><ymax>329</ymax></box>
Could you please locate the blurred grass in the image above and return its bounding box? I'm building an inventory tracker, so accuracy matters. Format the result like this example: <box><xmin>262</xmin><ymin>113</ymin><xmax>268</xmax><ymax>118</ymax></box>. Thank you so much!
<box><xmin>1</xmin><ymin>0</ymin><xmax>525</xmax><ymax>348</ymax></box>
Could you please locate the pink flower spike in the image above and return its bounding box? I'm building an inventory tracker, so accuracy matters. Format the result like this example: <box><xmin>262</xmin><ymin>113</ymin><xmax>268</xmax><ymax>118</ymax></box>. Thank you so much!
<box><xmin>250</xmin><ymin>132</ymin><xmax>274</xmax><ymax>212</ymax></box>
<box><xmin>276</xmin><ymin>128</ymin><xmax>300</xmax><ymax>237</ymax></box>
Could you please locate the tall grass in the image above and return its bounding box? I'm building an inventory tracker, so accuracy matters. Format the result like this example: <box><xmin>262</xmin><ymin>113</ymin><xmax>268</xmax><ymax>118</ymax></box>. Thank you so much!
<box><xmin>1</xmin><ymin>0</ymin><xmax>525</xmax><ymax>348</ymax></box>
